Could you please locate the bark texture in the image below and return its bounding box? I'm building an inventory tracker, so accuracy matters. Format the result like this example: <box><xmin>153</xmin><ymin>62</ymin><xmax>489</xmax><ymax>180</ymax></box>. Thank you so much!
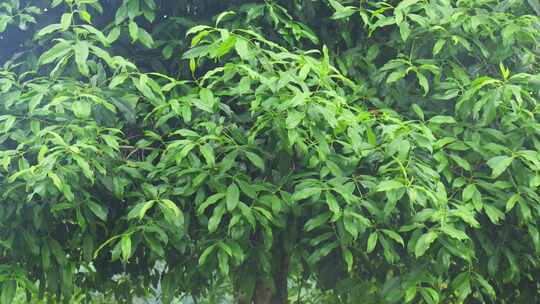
<box><xmin>252</xmin><ymin>235</ymin><xmax>289</xmax><ymax>304</ymax></box>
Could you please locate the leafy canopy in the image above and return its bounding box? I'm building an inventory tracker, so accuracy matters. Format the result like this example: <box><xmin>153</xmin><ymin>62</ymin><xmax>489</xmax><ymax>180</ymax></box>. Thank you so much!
<box><xmin>1</xmin><ymin>0</ymin><xmax>540</xmax><ymax>303</ymax></box>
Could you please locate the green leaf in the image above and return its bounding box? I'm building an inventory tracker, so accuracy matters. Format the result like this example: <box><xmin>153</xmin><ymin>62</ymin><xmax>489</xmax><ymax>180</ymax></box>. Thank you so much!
<box><xmin>342</xmin><ymin>247</ymin><xmax>353</xmax><ymax>272</ymax></box>
<box><xmin>29</xmin><ymin>93</ymin><xmax>44</xmax><ymax>113</ymax></box>
<box><xmin>450</xmin><ymin>272</ymin><xmax>471</xmax><ymax>301</ymax></box>
<box><xmin>79</xmin><ymin>10</ymin><xmax>92</xmax><ymax>23</ymax></box>
<box><xmin>208</xmin><ymin>203</ymin><xmax>226</xmax><ymax>233</ymax></box>
<box><xmin>217</xmin><ymin>249</ymin><xmax>229</xmax><ymax>275</ymax></box>
<box><xmin>3</xmin><ymin>116</ymin><xmax>16</xmax><ymax>133</ymax></box>
<box><xmin>121</xmin><ymin>235</ymin><xmax>132</xmax><ymax>262</ymax></box>
<box><xmin>38</xmin><ymin>41</ymin><xmax>72</xmax><ymax>65</ymax></box>
<box><xmin>1</xmin><ymin>155</ymin><xmax>11</xmax><ymax>171</ymax></box>
<box><xmin>72</xmin><ymin>101</ymin><xmax>91</xmax><ymax>118</ymax></box>
<box><xmin>107</xmin><ymin>27</ymin><xmax>121</xmax><ymax>43</ymax></box>
<box><xmin>211</xmin><ymin>35</ymin><xmax>236</xmax><ymax>58</ymax></box>
<box><xmin>430</xmin><ymin>115</ymin><xmax>456</xmax><ymax>124</ymax></box>
<box><xmin>327</xmin><ymin>0</ymin><xmax>345</xmax><ymax>11</ymax></box>
<box><xmin>198</xmin><ymin>88</ymin><xmax>215</xmax><ymax>111</ymax></box>
<box><xmin>440</xmin><ymin>225</ymin><xmax>469</xmax><ymax>240</ymax></box>
<box><xmin>396</xmin><ymin>0</ymin><xmax>420</xmax><ymax>10</ymax></box>
<box><xmin>177</xmin><ymin>143</ymin><xmax>195</xmax><ymax>161</ymax></box>
<box><xmin>220</xmin><ymin>150</ymin><xmax>238</xmax><ymax>172</ymax></box>
<box><xmin>528</xmin><ymin>0</ymin><xmax>540</xmax><ymax>15</ymax></box>
<box><xmin>415</xmin><ymin>231</ymin><xmax>438</xmax><ymax>258</ymax></box>
<box><xmin>240</xmin><ymin>204</ymin><xmax>256</xmax><ymax>229</ymax></box>
<box><xmin>114</xmin><ymin>3</ymin><xmax>134</xmax><ymax>24</ymax></box>
<box><xmin>528</xmin><ymin>225</ymin><xmax>540</xmax><ymax>254</ymax></box>
<box><xmin>200</xmin><ymin>143</ymin><xmax>215</xmax><ymax>166</ymax></box>
<box><xmin>417</xmin><ymin>72</ymin><xmax>429</xmax><ymax>95</ymax></box>
<box><xmin>304</xmin><ymin>212</ymin><xmax>332</xmax><ymax>231</ymax></box>
<box><xmin>292</xmin><ymin>187</ymin><xmax>321</xmax><ymax>201</ymax></box>
<box><xmin>506</xmin><ymin>193</ymin><xmax>520</xmax><ymax>212</ymax></box>
<box><xmin>286</xmin><ymin>110</ymin><xmax>305</xmax><ymax>129</ymax></box>
<box><xmin>450</xmin><ymin>154</ymin><xmax>471</xmax><ymax>171</ymax></box>
<box><xmin>386</xmin><ymin>70</ymin><xmax>407</xmax><ymax>83</ymax></box>
<box><xmin>244</xmin><ymin>151</ymin><xmax>265</xmax><ymax>171</ymax></box>
<box><xmin>137</xmin><ymin>27</ymin><xmax>155</xmax><ymax>48</ymax></box>
<box><xmin>1</xmin><ymin>280</ymin><xmax>16</xmax><ymax>304</ymax></box>
<box><xmin>471</xmin><ymin>188</ymin><xmax>483</xmax><ymax>212</ymax></box>
<box><xmin>198</xmin><ymin>244</ymin><xmax>216</xmax><ymax>266</ymax></box>
<box><xmin>412</xmin><ymin>104</ymin><xmax>424</xmax><ymax>120</ymax></box>
<box><xmin>197</xmin><ymin>193</ymin><xmax>225</xmax><ymax>215</ymax></box>
<box><xmin>127</xmin><ymin>0</ymin><xmax>140</xmax><ymax>19</ymax></box>
<box><xmin>474</xmin><ymin>273</ymin><xmax>496</xmax><ymax>298</ymax></box>
<box><xmin>235</xmin><ymin>38</ymin><xmax>250</xmax><ymax>60</ymax></box>
<box><xmin>420</xmin><ymin>288</ymin><xmax>439</xmax><ymax>304</ymax></box>
<box><xmin>129</xmin><ymin>20</ymin><xmax>139</xmax><ymax>42</ymax></box>
<box><xmin>73</xmin><ymin>155</ymin><xmax>93</xmax><ymax>182</ymax></box>
<box><xmin>215</xmin><ymin>11</ymin><xmax>235</xmax><ymax>26</ymax></box>
<box><xmin>159</xmin><ymin>199</ymin><xmax>182</xmax><ymax>218</ymax></box>
<box><xmin>343</xmin><ymin>216</ymin><xmax>358</xmax><ymax>239</ymax></box>
<box><xmin>144</xmin><ymin>234</ymin><xmax>164</xmax><ymax>257</ymax></box>
<box><xmin>73</xmin><ymin>41</ymin><xmax>90</xmax><ymax>76</ymax></box>
<box><xmin>381</xmin><ymin>229</ymin><xmax>404</xmax><ymax>246</ymax></box>
<box><xmin>102</xmin><ymin>135</ymin><xmax>120</xmax><ymax>151</ymax></box>
<box><xmin>399</xmin><ymin>22</ymin><xmax>411</xmax><ymax>41</ymax></box>
<box><xmin>289</xmin><ymin>92</ymin><xmax>308</xmax><ymax>107</ymax></box>
<box><xmin>186</xmin><ymin>25</ymin><xmax>212</xmax><ymax>37</ymax></box>
<box><xmin>518</xmin><ymin>200</ymin><xmax>532</xmax><ymax>221</ymax></box>
<box><xmin>88</xmin><ymin>46</ymin><xmax>114</xmax><ymax>66</ymax></box>
<box><xmin>191</xmin><ymin>29</ymin><xmax>210</xmax><ymax>47</ymax></box>
<box><xmin>462</xmin><ymin>184</ymin><xmax>477</xmax><ymax>202</ymax></box>
<box><xmin>49</xmin><ymin>238</ymin><xmax>67</xmax><ymax>265</ymax></box>
<box><xmin>0</xmin><ymin>16</ymin><xmax>10</xmax><ymax>33</ymax></box>
<box><xmin>87</xmin><ymin>201</ymin><xmax>108</xmax><ymax>221</ymax></box>
<box><xmin>159</xmin><ymin>199</ymin><xmax>184</xmax><ymax>227</ymax></box>
<box><xmin>36</xmin><ymin>23</ymin><xmax>62</xmax><ymax>38</ymax></box>
<box><xmin>377</xmin><ymin>180</ymin><xmax>404</xmax><ymax>192</ymax></box>
<box><xmin>331</xmin><ymin>6</ymin><xmax>357</xmax><ymax>19</ymax></box>
<box><xmin>487</xmin><ymin>156</ymin><xmax>513</xmax><ymax>178</ymax></box>
<box><xmin>80</xmin><ymin>25</ymin><xmax>109</xmax><ymax>46</ymax></box>
<box><xmin>325</xmin><ymin>191</ymin><xmax>340</xmax><ymax>215</ymax></box>
<box><xmin>226</xmin><ymin>183</ymin><xmax>240</xmax><ymax>211</ymax></box>
<box><xmin>484</xmin><ymin>204</ymin><xmax>505</xmax><ymax>224</ymax></box>
<box><xmin>405</xmin><ymin>287</ymin><xmax>417</xmax><ymax>303</ymax></box>
<box><xmin>60</xmin><ymin>13</ymin><xmax>72</xmax><ymax>31</ymax></box>
<box><xmin>367</xmin><ymin>231</ymin><xmax>378</xmax><ymax>253</ymax></box>
<box><xmin>127</xmin><ymin>200</ymin><xmax>156</xmax><ymax>220</ymax></box>
<box><xmin>433</xmin><ymin>39</ymin><xmax>446</xmax><ymax>55</ymax></box>
<box><xmin>109</xmin><ymin>73</ymin><xmax>129</xmax><ymax>88</ymax></box>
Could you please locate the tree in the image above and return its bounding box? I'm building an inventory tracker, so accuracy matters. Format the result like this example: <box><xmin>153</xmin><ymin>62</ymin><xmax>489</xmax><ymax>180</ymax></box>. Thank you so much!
<box><xmin>1</xmin><ymin>0</ymin><xmax>540</xmax><ymax>303</ymax></box>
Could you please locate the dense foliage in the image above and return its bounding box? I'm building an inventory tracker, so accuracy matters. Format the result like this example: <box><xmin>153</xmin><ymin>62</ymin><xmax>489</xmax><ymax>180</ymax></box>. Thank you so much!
<box><xmin>1</xmin><ymin>0</ymin><xmax>540</xmax><ymax>303</ymax></box>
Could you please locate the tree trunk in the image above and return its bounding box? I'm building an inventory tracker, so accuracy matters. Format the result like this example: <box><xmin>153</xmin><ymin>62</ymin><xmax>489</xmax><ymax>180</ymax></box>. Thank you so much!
<box><xmin>236</xmin><ymin>231</ymin><xmax>292</xmax><ymax>304</ymax></box>
<box><xmin>252</xmin><ymin>236</ymin><xmax>289</xmax><ymax>304</ymax></box>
